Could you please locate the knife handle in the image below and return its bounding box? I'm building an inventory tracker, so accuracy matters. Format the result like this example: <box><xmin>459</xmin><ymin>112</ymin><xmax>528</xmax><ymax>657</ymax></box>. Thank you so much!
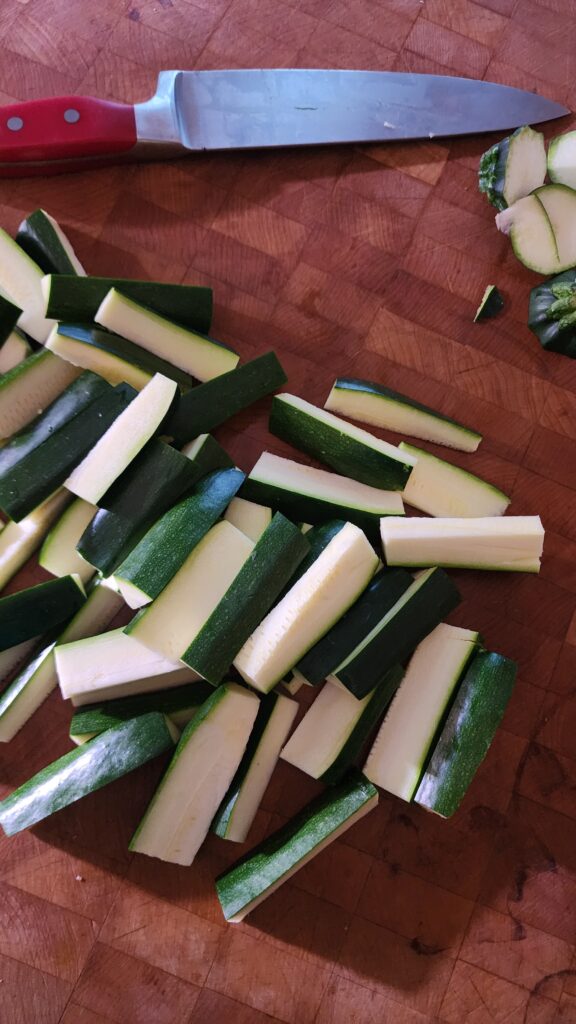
<box><xmin>0</xmin><ymin>96</ymin><xmax>137</xmax><ymax>175</ymax></box>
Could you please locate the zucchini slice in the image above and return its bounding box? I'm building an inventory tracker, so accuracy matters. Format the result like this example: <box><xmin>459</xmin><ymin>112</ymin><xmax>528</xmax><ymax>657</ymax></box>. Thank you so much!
<box><xmin>0</xmin><ymin>490</ymin><xmax>70</xmax><ymax>592</ymax></box>
<box><xmin>224</xmin><ymin>497</ymin><xmax>272</xmax><ymax>542</ymax></box>
<box><xmin>111</xmin><ymin>468</ymin><xmax>245</xmax><ymax>609</ymax></box>
<box><xmin>65</xmin><ymin>374</ymin><xmax>177</xmax><ymax>504</ymax></box>
<box><xmin>281</xmin><ymin>667</ymin><xmax>403</xmax><ymax>785</ymax></box>
<box><xmin>43</xmin><ymin>274</ymin><xmax>213</xmax><ymax>334</ymax></box>
<box><xmin>325</xmin><ymin>378</ymin><xmax>482</xmax><ymax>454</ymax></box>
<box><xmin>0</xmin><ymin>581</ymin><xmax>124</xmax><ymax>743</ymax></box>
<box><xmin>165</xmin><ymin>351</ymin><xmax>287</xmax><ymax>445</ymax></box>
<box><xmin>39</xmin><ymin>498</ymin><xmax>97</xmax><ymax>584</ymax></box>
<box><xmin>241</xmin><ymin>452</ymin><xmax>404</xmax><ymax>544</ymax></box>
<box><xmin>328</xmin><ymin>567</ymin><xmax>461</xmax><ymax>700</ymax></box>
<box><xmin>495</xmin><ymin>188</ymin><xmax>576</xmax><ymax>275</ymax></box>
<box><xmin>234</xmin><ymin>522</ymin><xmax>379</xmax><ymax>694</ymax></box>
<box><xmin>548</xmin><ymin>130</ymin><xmax>576</xmax><ymax>190</ymax></box>
<box><xmin>213</xmin><ymin>692</ymin><xmax>298</xmax><ymax>843</ymax></box>
<box><xmin>296</xmin><ymin>567</ymin><xmax>412</xmax><ymax>686</ymax></box>
<box><xmin>68</xmin><ymin>680</ymin><xmax>214</xmax><ymax>744</ymax></box>
<box><xmin>130</xmin><ymin>683</ymin><xmax>260</xmax><ymax>865</ymax></box>
<box><xmin>528</xmin><ymin>268</ymin><xmax>576</xmax><ymax>356</ymax></box>
<box><xmin>216</xmin><ymin>768</ymin><xmax>378</xmax><ymax>922</ymax></box>
<box><xmin>269</xmin><ymin>393</ymin><xmax>416</xmax><ymax>490</ymax></box>
<box><xmin>415</xmin><ymin>650</ymin><xmax>517</xmax><ymax>817</ymax></box>
<box><xmin>474</xmin><ymin>285</ymin><xmax>504</xmax><ymax>322</ymax></box>
<box><xmin>0</xmin><ymin>350</ymin><xmax>81</xmax><ymax>440</ymax></box>
<box><xmin>400</xmin><ymin>442</ymin><xmax>511</xmax><ymax>518</ymax></box>
<box><xmin>363</xmin><ymin>624</ymin><xmax>480</xmax><ymax>800</ymax></box>
<box><xmin>478</xmin><ymin>125</ymin><xmax>546</xmax><ymax>211</ymax></box>
<box><xmin>56</xmin><ymin>627</ymin><xmax>199</xmax><ymax>706</ymax></box>
<box><xmin>380</xmin><ymin>515</ymin><xmax>545</xmax><ymax>572</ymax></box>
<box><xmin>0</xmin><ymin>228</ymin><xmax>56</xmax><ymax>342</ymax></box>
<box><xmin>181</xmin><ymin>514</ymin><xmax>310</xmax><ymax>684</ymax></box>
<box><xmin>0</xmin><ymin>712</ymin><xmax>177</xmax><ymax>836</ymax></box>
<box><xmin>95</xmin><ymin>289</ymin><xmax>239</xmax><ymax>382</ymax></box>
<box><xmin>0</xmin><ymin>331</ymin><xmax>32</xmax><ymax>375</ymax></box>
<box><xmin>16</xmin><ymin>210</ymin><xmax>86</xmax><ymax>276</ymax></box>
<box><xmin>125</xmin><ymin>520</ymin><xmax>255</xmax><ymax>663</ymax></box>
<box><xmin>0</xmin><ymin>574</ymin><xmax>85</xmax><ymax>652</ymax></box>
<box><xmin>533</xmin><ymin>184</ymin><xmax>576</xmax><ymax>273</ymax></box>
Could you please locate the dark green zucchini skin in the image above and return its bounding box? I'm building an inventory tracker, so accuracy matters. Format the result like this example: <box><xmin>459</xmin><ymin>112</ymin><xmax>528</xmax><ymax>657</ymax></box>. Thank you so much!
<box><xmin>16</xmin><ymin>210</ymin><xmax>80</xmax><ymax>275</ymax></box>
<box><xmin>474</xmin><ymin>285</ymin><xmax>504</xmax><ymax>322</ymax></box>
<box><xmin>166</xmin><ymin>352</ymin><xmax>287</xmax><ymax>445</ymax></box>
<box><xmin>478</xmin><ymin>135</ymin><xmax>513</xmax><ymax>211</ymax></box>
<box><xmin>44</xmin><ymin>275</ymin><xmax>213</xmax><ymax>334</ymax></box>
<box><xmin>0</xmin><ymin>575</ymin><xmax>85</xmax><ymax>652</ymax></box>
<box><xmin>0</xmin><ymin>293</ymin><xmax>22</xmax><ymax>345</ymax></box>
<box><xmin>528</xmin><ymin>269</ymin><xmax>576</xmax><ymax>358</ymax></box>
<box><xmin>56</xmin><ymin>324</ymin><xmax>199</xmax><ymax>389</ymax></box>
<box><xmin>69</xmin><ymin>682</ymin><xmax>214</xmax><ymax>738</ymax></box>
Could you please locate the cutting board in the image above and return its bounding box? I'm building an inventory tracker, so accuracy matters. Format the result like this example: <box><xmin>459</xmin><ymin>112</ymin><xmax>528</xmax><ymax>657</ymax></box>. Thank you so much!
<box><xmin>0</xmin><ymin>2</ymin><xmax>576</xmax><ymax>1022</ymax></box>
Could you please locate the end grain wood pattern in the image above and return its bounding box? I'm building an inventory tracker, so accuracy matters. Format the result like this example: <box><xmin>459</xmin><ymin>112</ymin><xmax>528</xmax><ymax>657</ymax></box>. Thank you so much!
<box><xmin>0</xmin><ymin>1</ymin><xmax>575</xmax><ymax>1022</ymax></box>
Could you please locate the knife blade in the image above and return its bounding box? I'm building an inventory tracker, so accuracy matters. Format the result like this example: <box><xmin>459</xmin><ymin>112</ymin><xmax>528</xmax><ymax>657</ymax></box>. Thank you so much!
<box><xmin>0</xmin><ymin>69</ymin><xmax>569</xmax><ymax>177</ymax></box>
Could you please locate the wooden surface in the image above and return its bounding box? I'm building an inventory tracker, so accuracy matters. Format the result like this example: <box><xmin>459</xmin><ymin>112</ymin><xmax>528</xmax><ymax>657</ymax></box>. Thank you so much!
<box><xmin>0</xmin><ymin>1</ymin><xmax>576</xmax><ymax>1022</ymax></box>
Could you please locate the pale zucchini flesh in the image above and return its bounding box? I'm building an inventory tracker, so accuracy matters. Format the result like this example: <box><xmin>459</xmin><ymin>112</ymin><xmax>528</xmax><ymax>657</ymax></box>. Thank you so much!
<box><xmin>0</xmin><ymin>331</ymin><xmax>31</xmax><ymax>375</ymax></box>
<box><xmin>548</xmin><ymin>130</ymin><xmax>576</xmax><ymax>190</ymax></box>
<box><xmin>399</xmin><ymin>442</ymin><xmax>510</xmax><ymax>518</ymax></box>
<box><xmin>496</xmin><ymin>194</ymin><xmax>561</xmax><ymax>275</ymax></box>
<box><xmin>380</xmin><ymin>516</ymin><xmax>545</xmax><ymax>572</ymax></box>
<box><xmin>224</xmin><ymin>497</ymin><xmax>272</xmax><ymax>542</ymax></box>
<box><xmin>478</xmin><ymin>126</ymin><xmax>546</xmax><ymax>210</ymax></box>
<box><xmin>534</xmin><ymin>184</ymin><xmax>576</xmax><ymax>273</ymax></box>
<box><xmin>0</xmin><ymin>227</ymin><xmax>56</xmax><ymax>342</ymax></box>
<box><xmin>0</xmin><ymin>351</ymin><xmax>81</xmax><ymax>439</ymax></box>
<box><xmin>0</xmin><ymin>489</ymin><xmax>70</xmax><ymax>592</ymax></box>
<box><xmin>46</xmin><ymin>327</ymin><xmax>152</xmax><ymax>391</ymax></box>
<box><xmin>39</xmin><ymin>498</ymin><xmax>97</xmax><ymax>584</ymax></box>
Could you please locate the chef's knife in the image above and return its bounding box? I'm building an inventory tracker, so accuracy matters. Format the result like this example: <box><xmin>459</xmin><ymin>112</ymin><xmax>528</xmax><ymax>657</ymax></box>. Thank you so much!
<box><xmin>0</xmin><ymin>69</ymin><xmax>568</xmax><ymax>177</ymax></box>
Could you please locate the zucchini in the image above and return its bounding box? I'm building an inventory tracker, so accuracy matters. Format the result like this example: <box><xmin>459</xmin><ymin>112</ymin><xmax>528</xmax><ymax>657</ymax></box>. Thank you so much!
<box><xmin>234</xmin><ymin>522</ymin><xmax>379</xmax><ymax>694</ymax></box>
<box><xmin>0</xmin><ymin>350</ymin><xmax>81</xmax><ymax>439</ymax></box>
<box><xmin>43</xmin><ymin>274</ymin><xmax>212</xmax><ymax>334</ymax></box>
<box><xmin>0</xmin><ymin>228</ymin><xmax>56</xmax><ymax>342</ymax></box>
<box><xmin>0</xmin><ymin>490</ymin><xmax>70</xmax><ymax>592</ymax></box>
<box><xmin>0</xmin><ymin>638</ymin><xmax>42</xmax><ymax>688</ymax></box>
<box><xmin>380</xmin><ymin>515</ymin><xmax>545</xmax><ymax>572</ymax></box>
<box><xmin>69</xmin><ymin>680</ymin><xmax>214</xmax><ymax>744</ymax></box>
<box><xmin>176</xmin><ymin>433</ymin><xmax>234</xmax><ymax>487</ymax></box>
<box><xmin>224</xmin><ymin>497</ymin><xmax>272</xmax><ymax>542</ymax></box>
<box><xmin>39</xmin><ymin>498</ymin><xmax>97</xmax><ymax>583</ymax></box>
<box><xmin>216</xmin><ymin>768</ymin><xmax>378</xmax><ymax>922</ymax></box>
<box><xmin>95</xmin><ymin>288</ymin><xmax>238</xmax><ymax>382</ymax></box>
<box><xmin>241</xmin><ymin>453</ymin><xmax>404</xmax><ymax>544</ymax></box>
<box><xmin>281</xmin><ymin>667</ymin><xmax>403</xmax><ymax>785</ymax></box>
<box><xmin>0</xmin><ymin>292</ymin><xmax>22</xmax><ymax>346</ymax></box>
<box><xmin>474</xmin><ymin>285</ymin><xmax>504</xmax><ymax>322</ymax></box>
<box><xmin>548</xmin><ymin>130</ymin><xmax>576</xmax><ymax>190</ymax></box>
<box><xmin>269</xmin><ymin>393</ymin><xmax>416</xmax><ymax>490</ymax></box>
<box><xmin>125</xmin><ymin>520</ymin><xmax>255</xmax><ymax>662</ymax></box>
<box><xmin>164</xmin><ymin>351</ymin><xmax>287</xmax><ymax>445</ymax></box>
<box><xmin>478</xmin><ymin>126</ymin><xmax>546</xmax><ymax>211</ymax></box>
<box><xmin>528</xmin><ymin>268</ymin><xmax>576</xmax><ymax>356</ymax></box>
<box><xmin>363</xmin><ymin>624</ymin><xmax>480</xmax><ymax>800</ymax></box>
<box><xmin>48</xmin><ymin>324</ymin><xmax>198</xmax><ymax>391</ymax></box>
<box><xmin>274</xmin><ymin>520</ymin><xmax>347</xmax><ymax>607</ymax></box>
<box><xmin>0</xmin><ymin>712</ymin><xmax>177</xmax><ymax>836</ymax></box>
<box><xmin>56</xmin><ymin>626</ymin><xmax>199</xmax><ymax>706</ymax></box>
<box><xmin>328</xmin><ymin>567</ymin><xmax>461</xmax><ymax>700</ymax></box>
<box><xmin>0</xmin><ymin>581</ymin><xmax>124</xmax><ymax>743</ymax></box>
<box><xmin>0</xmin><ymin>382</ymin><xmax>136</xmax><ymax>521</ymax></box>
<box><xmin>130</xmin><ymin>684</ymin><xmax>260</xmax><ymax>865</ymax></box>
<box><xmin>0</xmin><ymin>574</ymin><xmax>85</xmax><ymax>652</ymax></box>
<box><xmin>16</xmin><ymin>209</ymin><xmax>86</xmax><ymax>276</ymax></box>
<box><xmin>213</xmin><ymin>692</ymin><xmax>298</xmax><ymax>843</ymax></box>
<box><xmin>399</xmin><ymin>442</ymin><xmax>510</xmax><ymax>518</ymax></box>
<box><xmin>414</xmin><ymin>650</ymin><xmax>517</xmax><ymax>817</ymax></box>
<box><xmin>180</xmin><ymin>514</ymin><xmax>310</xmax><ymax>684</ymax></box>
<box><xmin>0</xmin><ymin>331</ymin><xmax>32</xmax><ymax>374</ymax></box>
<box><xmin>65</xmin><ymin>374</ymin><xmax>177</xmax><ymax>504</ymax></box>
<box><xmin>296</xmin><ymin>567</ymin><xmax>413</xmax><ymax>686</ymax></box>
<box><xmin>325</xmin><ymin>378</ymin><xmax>482</xmax><ymax>454</ymax></box>
<box><xmin>496</xmin><ymin>185</ymin><xmax>576</xmax><ymax>275</ymax></box>
<box><xmin>535</xmin><ymin>184</ymin><xmax>576</xmax><ymax>273</ymax></box>
<box><xmin>111</xmin><ymin>468</ymin><xmax>245</xmax><ymax>609</ymax></box>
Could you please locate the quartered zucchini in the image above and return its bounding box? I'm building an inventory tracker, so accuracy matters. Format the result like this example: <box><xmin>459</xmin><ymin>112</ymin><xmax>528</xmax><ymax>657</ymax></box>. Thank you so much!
<box><xmin>274</xmin><ymin>519</ymin><xmax>347</xmax><ymax>607</ymax></box>
<box><xmin>111</xmin><ymin>468</ymin><xmax>245</xmax><ymax>609</ymax></box>
<box><xmin>474</xmin><ymin>285</ymin><xmax>504</xmax><ymax>322</ymax></box>
<box><xmin>363</xmin><ymin>624</ymin><xmax>480</xmax><ymax>800</ymax></box>
<box><xmin>0</xmin><ymin>713</ymin><xmax>177</xmax><ymax>836</ymax></box>
<box><xmin>496</xmin><ymin>185</ymin><xmax>576</xmax><ymax>275</ymax></box>
<box><xmin>0</xmin><ymin>228</ymin><xmax>56</xmax><ymax>342</ymax></box>
<box><xmin>0</xmin><ymin>490</ymin><xmax>70</xmax><ymax>592</ymax></box>
<box><xmin>39</xmin><ymin>498</ymin><xmax>97</xmax><ymax>584</ymax></box>
<box><xmin>400</xmin><ymin>443</ymin><xmax>510</xmax><ymax>518</ymax></box>
<box><xmin>528</xmin><ymin>267</ymin><xmax>576</xmax><ymax>357</ymax></box>
<box><xmin>282</xmin><ymin>667</ymin><xmax>403</xmax><ymax>785</ymax></box>
<box><xmin>234</xmin><ymin>522</ymin><xmax>379</xmax><ymax>694</ymax></box>
<box><xmin>478</xmin><ymin>125</ymin><xmax>546</xmax><ymax>211</ymax></box>
<box><xmin>95</xmin><ymin>289</ymin><xmax>239</xmax><ymax>382</ymax></box>
<box><xmin>241</xmin><ymin>452</ymin><xmax>404</xmax><ymax>543</ymax></box>
<box><xmin>43</xmin><ymin>274</ymin><xmax>213</xmax><ymax>334</ymax></box>
<box><xmin>269</xmin><ymin>393</ymin><xmax>416</xmax><ymax>490</ymax></box>
<box><xmin>380</xmin><ymin>515</ymin><xmax>545</xmax><ymax>572</ymax></box>
<box><xmin>328</xmin><ymin>567</ymin><xmax>461</xmax><ymax>699</ymax></box>
<box><xmin>216</xmin><ymin>769</ymin><xmax>378</xmax><ymax>922</ymax></box>
<box><xmin>224</xmin><ymin>497</ymin><xmax>272</xmax><ymax>542</ymax></box>
<box><xmin>0</xmin><ymin>331</ymin><xmax>32</xmax><ymax>375</ymax></box>
<box><xmin>213</xmin><ymin>692</ymin><xmax>298</xmax><ymax>843</ymax></box>
<box><xmin>548</xmin><ymin>130</ymin><xmax>576</xmax><ymax>190</ymax></box>
<box><xmin>0</xmin><ymin>350</ymin><xmax>81</xmax><ymax>439</ymax></box>
<box><xmin>69</xmin><ymin>680</ymin><xmax>214</xmax><ymax>744</ymax></box>
<box><xmin>0</xmin><ymin>574</ymin><xmax>85</xmax><ymax>652</ymax></box>
<box><xmin>130</xmin><ymin>684</ymin><xmax>260</xmax><ymax>865</ymax></box>
<box><xmin>16</xmin><ymin>209</ymin><xmax>86</xmax><ymax>276</ymax></box>
<box><xmin>414</xmin><ymin>650</ymin><xmax>516</xmax><ymax>817</ymax></box>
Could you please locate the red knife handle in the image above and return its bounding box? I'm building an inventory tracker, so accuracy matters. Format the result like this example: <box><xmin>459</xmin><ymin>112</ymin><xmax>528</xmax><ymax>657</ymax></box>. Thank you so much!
<box><xmin>0</xmin><ymin>95</ymin><xmax>137</xmax><ymax>169</ymax></box>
